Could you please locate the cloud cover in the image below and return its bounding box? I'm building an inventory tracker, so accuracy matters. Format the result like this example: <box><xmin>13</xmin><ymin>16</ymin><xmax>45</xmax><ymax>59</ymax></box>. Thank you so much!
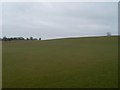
<box><xmin>2</xmin><ymin>2</ymin><xmax>118</xmax><ymax>39</ymax></box>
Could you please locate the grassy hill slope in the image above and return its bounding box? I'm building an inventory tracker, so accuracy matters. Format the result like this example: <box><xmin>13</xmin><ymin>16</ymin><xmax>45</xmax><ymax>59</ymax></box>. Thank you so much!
<box><xmin>2</xmin><ymin>36</ymin><xmax>118</xmax><ymax>88</ymax></box>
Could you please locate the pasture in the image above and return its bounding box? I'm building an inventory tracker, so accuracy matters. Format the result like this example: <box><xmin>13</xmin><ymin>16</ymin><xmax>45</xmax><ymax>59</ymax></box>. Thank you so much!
<box><xmin>0</xmin><ymin>41</ymin><xmax>2</xmax><ymax>89</ymax></box>
<box><xmin>2</xmin><ymin>36</ymin><xmax>118</xmax><ymax>88</ymax></box>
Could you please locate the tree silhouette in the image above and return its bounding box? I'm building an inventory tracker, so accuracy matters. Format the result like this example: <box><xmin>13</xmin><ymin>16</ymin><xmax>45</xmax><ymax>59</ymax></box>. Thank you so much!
<box><xmin>30</xmin><ymin>37</ymin><xmax>33</xmax><ymax>40</ymax></box>
<box><xmin>3</xmin><ymin>36</ymin><xmax>7</xmax><ymax>41</ymax></box>
<box><xmin>39</xmin><ymin>38</ymin><xmax>41</xmax><ymax>40</ymax></box>
<box><xmin>106</xmin><ymin>32</ymin><xmax>111</xmax><ymax>36</ymax></box>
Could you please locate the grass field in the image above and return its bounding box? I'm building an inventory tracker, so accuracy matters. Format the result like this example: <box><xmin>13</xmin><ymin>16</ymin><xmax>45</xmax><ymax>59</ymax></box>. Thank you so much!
<box><xmin>0</xmin><ymin>41</ymin><xmax>2</xmax><ymax>89</ymax></box>
<box><xmin>2</xmin><ymin>36</ymin><xmax>118</xmax><ymax>88</ymax></box>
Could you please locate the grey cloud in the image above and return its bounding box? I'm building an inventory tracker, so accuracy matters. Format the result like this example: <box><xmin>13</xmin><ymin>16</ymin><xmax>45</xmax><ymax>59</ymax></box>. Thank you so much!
<box><xmin>2</xmin><ymin>2</ymin><xmax>118</xmax><ymax>39</ymax></box>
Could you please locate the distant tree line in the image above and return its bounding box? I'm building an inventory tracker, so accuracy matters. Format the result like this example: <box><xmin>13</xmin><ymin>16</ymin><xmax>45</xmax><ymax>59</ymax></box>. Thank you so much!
<box><xmin>0</xmin><ymin>36</ymin><xmax>41</xmax><ymax>41</ymax></box>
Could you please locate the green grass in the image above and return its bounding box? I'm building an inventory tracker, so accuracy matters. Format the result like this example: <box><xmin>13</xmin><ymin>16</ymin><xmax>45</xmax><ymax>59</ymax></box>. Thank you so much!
<box><xmin>2</xmin><ymin>36</ymin><xmax>118</xmax><ymax>88</ymax></box>
<box><xmin>0</xmin><ymin>41</ymin><xmax>2</xmax><ymax>89</ymax></box>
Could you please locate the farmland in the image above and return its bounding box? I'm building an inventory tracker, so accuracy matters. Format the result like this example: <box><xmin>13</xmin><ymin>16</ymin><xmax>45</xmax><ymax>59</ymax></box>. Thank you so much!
<box><xmin>2</xmin><ymin>36</ymin><xmax>118</xmax><ymax>88</ymax></box>
<box><xmin>0</xmin><ymin>41</ymin><xmax>2</xmax><ymax>89</ymax></box>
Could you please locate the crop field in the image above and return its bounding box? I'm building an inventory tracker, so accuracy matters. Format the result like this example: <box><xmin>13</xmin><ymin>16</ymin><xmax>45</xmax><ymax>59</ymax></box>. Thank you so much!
<box><xmin>2</xmin><ymin>36</ymin><xmax>118</xmax><ymax>88</ymax></box>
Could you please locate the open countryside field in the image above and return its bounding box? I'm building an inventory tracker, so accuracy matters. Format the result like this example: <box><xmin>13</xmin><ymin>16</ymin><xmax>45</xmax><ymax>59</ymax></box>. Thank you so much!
<box><xmin>2</xmin><ymin>36</ymin><xmax>118</xmax><ymax>88</ymax></box>
<box><xmin>0</xmin><ymin>41</ymin><xmax>2</xmax><ymax>89</ymax></box>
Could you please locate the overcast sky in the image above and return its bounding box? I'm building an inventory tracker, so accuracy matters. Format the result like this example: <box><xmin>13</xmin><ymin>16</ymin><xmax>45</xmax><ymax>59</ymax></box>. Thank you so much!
<box><xmin>2</xmin><ymin>2</ymin><xmax>118</xmax><ymax>40</ymax></box>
